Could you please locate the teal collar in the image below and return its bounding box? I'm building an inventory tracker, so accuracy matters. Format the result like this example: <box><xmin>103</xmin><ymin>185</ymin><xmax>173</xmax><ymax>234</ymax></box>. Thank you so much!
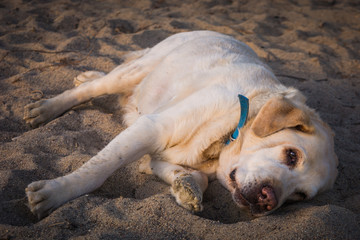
<box><xmin>226</xmin><ymin>95</ymin><xmax>249</xmax><ymax>145</ymax></box>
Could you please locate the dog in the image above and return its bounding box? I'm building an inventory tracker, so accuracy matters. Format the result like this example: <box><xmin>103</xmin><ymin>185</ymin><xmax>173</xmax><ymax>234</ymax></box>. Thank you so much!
<box><xmin>24</xmin><ymin>31</ymin><xmax>338</xmax><ymax>219</ymax></box>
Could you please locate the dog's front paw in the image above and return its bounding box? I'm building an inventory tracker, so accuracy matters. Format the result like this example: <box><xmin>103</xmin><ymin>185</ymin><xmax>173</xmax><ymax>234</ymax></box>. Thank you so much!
<box><xmin>24</xmin><ymin>99</ymin><xmax>57</xmax><ymax>128</ymax></box>
<box><xmin>171</xmin><ymin>174</ymin><xmax>203</xmax><ymax>212</ymax></box>
<box><xmin>26</xmin><ymin>179</ymin><xmax>66</xmax><ymax>219</ymax></box>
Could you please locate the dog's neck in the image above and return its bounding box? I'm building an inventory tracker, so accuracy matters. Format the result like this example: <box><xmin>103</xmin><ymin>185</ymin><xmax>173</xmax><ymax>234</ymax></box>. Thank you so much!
<box><xmin>226</xmin><ymin>95</ymin><xmax>249</xmax><ymax>145</ymax></box>
<box><xmin>227</xmin><ymin>86</ymin><xmax>295</xmax><ymax>143</ymax></box>
<box><xmin>208</xmin><ymin>86</ymin><xmax>299</xmax><ymax>159</ymax></box>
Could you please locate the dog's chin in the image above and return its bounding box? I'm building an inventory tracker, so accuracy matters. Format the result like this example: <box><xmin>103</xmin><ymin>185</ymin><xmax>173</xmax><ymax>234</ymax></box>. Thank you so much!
<box><xmin>231</xmin><ymin>188</ymin><xmax>277</xmax><ymax>217</ymax></box>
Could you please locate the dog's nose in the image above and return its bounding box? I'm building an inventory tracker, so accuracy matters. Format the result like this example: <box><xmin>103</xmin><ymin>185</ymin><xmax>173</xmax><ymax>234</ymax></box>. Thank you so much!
<box><xmin>258</xmin><ymin>186</ymin><xmax>277</xmax><ymax>211</ymax></box>
<box><xmin>232</xmin><ymin>183</ymin><xmax>279</xmax><ymax>214</ymax></box>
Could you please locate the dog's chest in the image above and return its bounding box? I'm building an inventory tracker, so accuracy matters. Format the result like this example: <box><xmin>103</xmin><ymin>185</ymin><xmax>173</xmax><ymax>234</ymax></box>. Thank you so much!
<box><xmin>160</xmin><ymin>131</ymin><xmax>227</xmax><ymax>168</ymax></box>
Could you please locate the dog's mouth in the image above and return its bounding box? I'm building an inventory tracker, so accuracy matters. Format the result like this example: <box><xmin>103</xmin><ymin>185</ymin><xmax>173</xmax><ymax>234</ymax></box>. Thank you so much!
<box><xmin>233</xmin><ymin>188</ymin><xmax>250</xmax><ymax>206</ymax></box>
<box><xmin>232</xmin><ymin>185</ymin><xmax>279</xmax><ymax>216</ymax></box>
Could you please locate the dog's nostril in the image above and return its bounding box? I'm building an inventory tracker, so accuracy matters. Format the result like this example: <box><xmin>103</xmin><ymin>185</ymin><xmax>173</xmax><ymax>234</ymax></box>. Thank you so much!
<box><xmin>259</xmin><ymin>192</ymin><xmax>266</xmax><ymax>200</ymax></box>
<box><xmin>259</xmin><ymin>186</ymin><xmax>277</xmax><ymax>211</ymax></box>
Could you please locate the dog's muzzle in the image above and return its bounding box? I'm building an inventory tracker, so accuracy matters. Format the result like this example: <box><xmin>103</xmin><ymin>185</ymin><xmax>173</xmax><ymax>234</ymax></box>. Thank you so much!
<box><xmin>232</xmin><ymin>184</ymin><xmax>278</xmax><ymax>215</ymax></box>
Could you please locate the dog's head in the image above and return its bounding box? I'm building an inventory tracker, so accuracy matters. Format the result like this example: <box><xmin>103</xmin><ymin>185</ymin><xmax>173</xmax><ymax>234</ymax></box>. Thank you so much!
<box><xmin>217</xmin><ymin>94</ymin><xmax>338</xmax><ymax>216</ymax></box>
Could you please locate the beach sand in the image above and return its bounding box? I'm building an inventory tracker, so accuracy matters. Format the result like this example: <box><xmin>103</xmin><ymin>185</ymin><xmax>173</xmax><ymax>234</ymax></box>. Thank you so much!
<box><xmin>0</xmin><ymin>0</ymin><xmax>359</xmax><ymax>239</ymax></box>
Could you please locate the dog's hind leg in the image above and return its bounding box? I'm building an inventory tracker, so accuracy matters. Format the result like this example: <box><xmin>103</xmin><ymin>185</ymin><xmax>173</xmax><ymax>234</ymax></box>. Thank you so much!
<box><xmin>23</xmin><ymin>49</ymin><xmax>160</xmax><ymax>128</ymax></box>
<box><xmin>73</xmin><ymin>49</ymin><xmax>151</xmax><ymax>87</ymax></box>
<box><xmin>73</xmin><ymin>71</ymin><xmax>106</xmax><ymax>87</ymax></box>
<box><xmin>139</xmin><ymin>158</ymin><xmax>208</xmax><ymax>212</ymax></box>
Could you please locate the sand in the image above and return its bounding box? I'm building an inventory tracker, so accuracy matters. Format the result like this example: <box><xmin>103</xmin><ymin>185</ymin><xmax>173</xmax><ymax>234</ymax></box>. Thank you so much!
<box><xmin>0</xmin><ymin>0</ymin><xmax>359</xmax><ymax>239</ymax></box>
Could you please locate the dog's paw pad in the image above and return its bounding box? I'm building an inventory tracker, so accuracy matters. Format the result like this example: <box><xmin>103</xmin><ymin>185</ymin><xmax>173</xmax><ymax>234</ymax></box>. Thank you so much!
<box><xmin>171</xmin><ymin>174</ymin><xmax>203</xmax><ymax>212</ymax></box>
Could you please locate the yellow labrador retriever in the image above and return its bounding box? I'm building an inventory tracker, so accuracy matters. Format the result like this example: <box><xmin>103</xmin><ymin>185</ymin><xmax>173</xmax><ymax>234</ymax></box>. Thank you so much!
<box><xmin>24</xmin><ymin>31</ymin><xmax>338</xmax><ymax>219</ymax></box>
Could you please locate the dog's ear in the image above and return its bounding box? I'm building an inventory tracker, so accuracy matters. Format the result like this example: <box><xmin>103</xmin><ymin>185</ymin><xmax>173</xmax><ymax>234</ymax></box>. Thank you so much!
<box><xmin>251</xmin><ymin>97</ymin><xmax>314</xmax><ymax>138</ymax></box>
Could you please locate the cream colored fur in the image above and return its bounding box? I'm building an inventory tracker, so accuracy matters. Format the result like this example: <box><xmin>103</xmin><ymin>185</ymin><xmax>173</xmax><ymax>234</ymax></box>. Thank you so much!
<box><xmin>24</xmin><ymin>31</ymin><xmax>338</xmax><ymax>218</ymax></box>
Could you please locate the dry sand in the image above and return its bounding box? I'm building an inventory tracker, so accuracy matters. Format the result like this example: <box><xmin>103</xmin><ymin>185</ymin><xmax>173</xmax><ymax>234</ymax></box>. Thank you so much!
<box><xmin>0</xmin><ymin>0</ymin><xmax>359</xmax><ymax>239</ymax></box>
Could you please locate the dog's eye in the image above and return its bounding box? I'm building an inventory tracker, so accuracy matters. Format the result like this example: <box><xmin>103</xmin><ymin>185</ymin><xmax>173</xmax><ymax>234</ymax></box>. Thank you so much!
<box><xmin>229</xmin><ymin>169</ymin><xmax>236</xmax><ymax>181</ymax></box>
<box><xmin>285</xmin><ymin>148</ymin><xmax>298</xmax><ymax>167</ymax></box>
<box><xmin>294</xmin><ymin>125</ymin><xmax>304</xmax><ymax>131</ymax></box>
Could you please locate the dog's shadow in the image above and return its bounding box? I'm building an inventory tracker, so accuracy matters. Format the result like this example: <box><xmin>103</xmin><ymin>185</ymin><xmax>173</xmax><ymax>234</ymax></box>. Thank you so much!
<box><xmin>91</xmin><ymin>161</ymin><xmax>251</xmax><ymax>223</ymax></box>
<box><xmin>197</xmin><ymin>180</ymin><xmax>254</xmax><ymax>223</ymax></box>
<box><xmin>78</xmin><ymin>163</ymin><xmax>315</xmax><ymax>224</ymax></box>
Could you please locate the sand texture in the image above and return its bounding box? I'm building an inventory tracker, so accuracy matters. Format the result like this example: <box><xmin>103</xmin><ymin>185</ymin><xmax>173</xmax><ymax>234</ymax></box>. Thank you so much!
<box><xmin>0</xmin><ymin>0</ymin><xmax>359</xmax><ymax>239</ymax></box>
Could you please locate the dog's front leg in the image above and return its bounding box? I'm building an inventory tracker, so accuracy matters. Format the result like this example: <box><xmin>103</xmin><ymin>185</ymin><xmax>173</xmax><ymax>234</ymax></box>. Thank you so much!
<box><xmin>140</xmin><ymin>159</ymin><xmax>208</xmax><ymax>212</ymax></box>
<box><xmin>26</xmin><ymin>115</ymin><xmax>162</xmax><ymax>219</ymax></box>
